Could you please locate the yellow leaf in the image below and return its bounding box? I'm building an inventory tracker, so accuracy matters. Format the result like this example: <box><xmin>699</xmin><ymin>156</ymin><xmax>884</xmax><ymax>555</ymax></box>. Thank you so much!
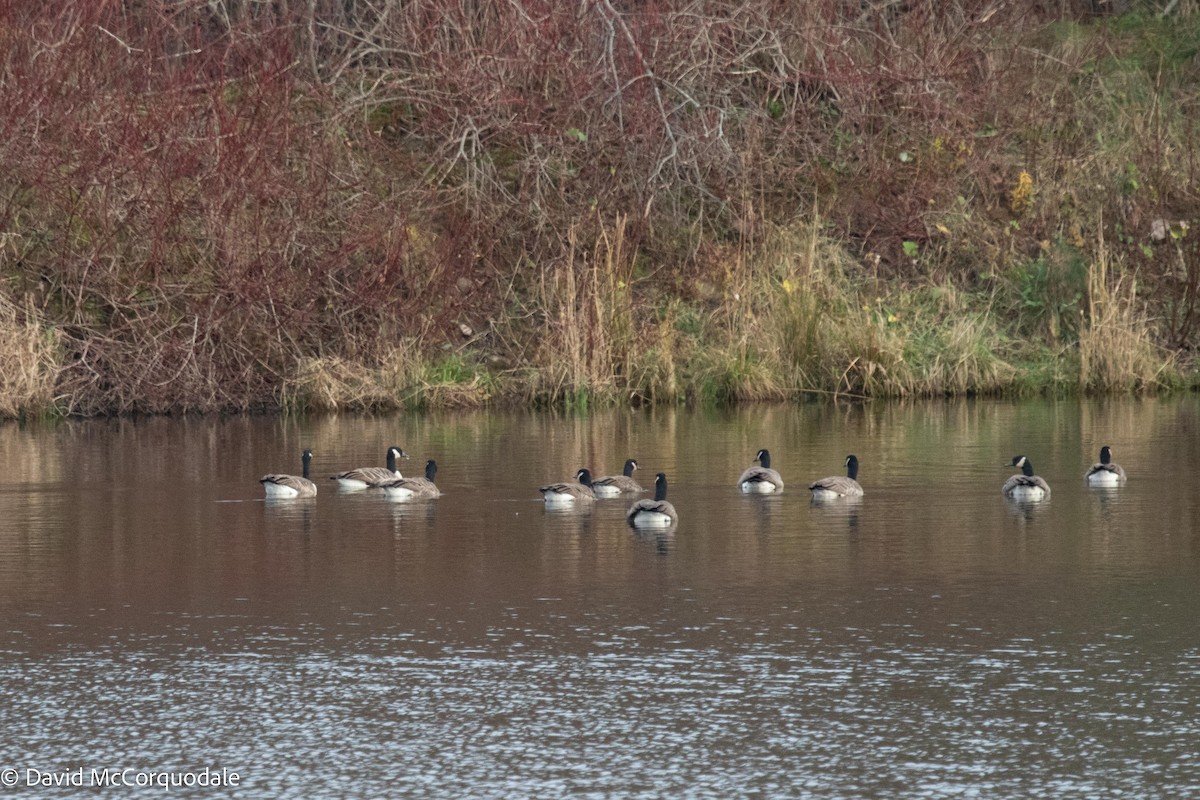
<box><xmin>935</xmin><ymin>224</ymin><xmax>951</xmax><ymax>236</ymax></box>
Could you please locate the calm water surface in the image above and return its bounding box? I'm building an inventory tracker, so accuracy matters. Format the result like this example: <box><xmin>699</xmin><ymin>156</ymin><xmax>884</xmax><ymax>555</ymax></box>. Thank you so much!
<box><xmin>1</xmin><ymin>399</ymin><xmax>1198</xmax><ymax>798</ymax></box>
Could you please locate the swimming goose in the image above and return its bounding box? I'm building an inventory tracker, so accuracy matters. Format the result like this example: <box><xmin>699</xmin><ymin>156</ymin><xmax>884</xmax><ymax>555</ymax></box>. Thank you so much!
<box><xmin>809</xmin><ymin>455</ymin><xmax>865</xmax><ymax>500</ymax></box>
<box><xmin>738</xmin><ymin>448</ymin><xmax>784</xmax><ymax>494</ymax></box>
<box><xmin>375</xmin><ymin>459</ymin><xmax>442</xmax><ymax>500</ymax></box>
<box><xmin>540</xmin><ymin>469</ymin><xmax>596</xmax><ymax>507</ymax></box>
<box><xmin>1003</xmin><ymin>455</ymin><xmax>1051</xmax><ymax>500</ymax></box>
<box><xmin>261</xmin><ymin>449</ymin><xmax>318</xmax><ymax>498</ymax></box>
<box><xmin>330</xmin><ymin>446</ymin><xmax>409</xmax><ymax>489</ymax></box>
<box><xmin>627</xmin><ymin>472</ymin><xmax>678</xmax><ymax>529</ymax></box>
<box><xmin>1085</xmin><ymin>446</ymin><xmax>1127</xmax><ymax>487</ymax></box>
<box><xmin>591</xmin><ymin>458</ymin><xmax>645</xmax><ymax>497</ymax></box>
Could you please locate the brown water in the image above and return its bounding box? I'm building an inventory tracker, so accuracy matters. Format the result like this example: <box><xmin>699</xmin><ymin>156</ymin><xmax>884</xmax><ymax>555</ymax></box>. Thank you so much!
<box><xmin>1</xmin><ymin>399</ymin><xmax>1198</xmax><ymax>797</ymax></box>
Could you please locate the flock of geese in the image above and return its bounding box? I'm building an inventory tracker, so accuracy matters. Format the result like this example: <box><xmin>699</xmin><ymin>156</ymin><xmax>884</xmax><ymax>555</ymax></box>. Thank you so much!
<box><xmin>260</xmin><ymin>444</ymin><xmax>1129</xmax><ymax>528</ymax></box>
<box><xmin>260</xmin><ymin>447</ymin><xmax>441</xmax><ymax>503</ymax></box>
<box><xmin>1002</xmin><ymin>445</ymin><xmax>1128</xmax><ymax>499</ymax></box>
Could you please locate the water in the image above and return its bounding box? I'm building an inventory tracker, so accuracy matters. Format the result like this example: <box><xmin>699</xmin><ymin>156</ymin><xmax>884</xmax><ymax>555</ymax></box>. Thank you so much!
<box><xmin>1</xmin><ymin>399</ymin><xmax>1198</xmax><ymax>797</ymax></box>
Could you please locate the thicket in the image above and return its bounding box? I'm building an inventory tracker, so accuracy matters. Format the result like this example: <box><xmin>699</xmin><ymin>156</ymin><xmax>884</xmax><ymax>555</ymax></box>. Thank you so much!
<box><xmin>0</xmin><ymin>0</ymin><xmax>1197</xmax><ymax>416</ymax></box>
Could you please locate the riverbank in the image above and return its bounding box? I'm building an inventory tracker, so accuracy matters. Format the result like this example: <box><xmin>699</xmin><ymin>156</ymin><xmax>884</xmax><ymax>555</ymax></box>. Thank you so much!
<box><xmin>1</xmin><ymin>3</ymin><xmax>1197</xmax><ymax>417</ymax></box>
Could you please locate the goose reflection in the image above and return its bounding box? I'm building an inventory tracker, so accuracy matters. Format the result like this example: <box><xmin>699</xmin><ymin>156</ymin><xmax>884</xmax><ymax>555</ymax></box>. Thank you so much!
<box><xmin>542</xmin><ymin>500</ymin><xmax>595</xmax><ymax>517</ymax></box>
<box><xmin>631</xmin><ymin>522</ymin><xmax>676</xmax><ymax>554</ymax></box>
<box><xmin>1004</xmin><ymin>494</ymin><xmax>1049</xmax><ymax>525</ymax></box>
<box><xmin>1087</xmin><ymin>483</ymin><xmax>1120</xmax><ymax>517</ymax></box>
<box><xmin>389</xmin><ymin>497</ymin><xmax>439</xmax><ymax>526</ymax></box>
<box><xmin>739</xmin><ymin>491</ymin><xmax>782</xmax><ymax>535</ymax></box>
<box><xmin>541</xmin><ymin>504</ymin><xmax>597</xmax><ymax>538</ymax></box>
<box><xmin>264</xmin><ymin>494</ymin><xmax>316</xmax><ymax>535</ymax></box>
<box><xmin>809</xmin><ymin>493</ymin><xmax>862</xmax><ymax>534</ymax></box>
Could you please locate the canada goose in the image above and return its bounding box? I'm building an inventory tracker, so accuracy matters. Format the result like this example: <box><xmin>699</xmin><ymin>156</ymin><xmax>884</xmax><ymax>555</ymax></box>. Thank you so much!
<box><xmin>330</xmin><ymin>446</ymin><xmax>409</xmax><ymax>489</ymax></box>
<box><xmin>809</xmin><ymin>455</ymin><xmax>865</xmax><ymax>500</ymax></box>
<box><xmin>540</xmin><ymin>468</ymin><xmax>596</xmax><ymax>507</ymax></box>
<box><xmin>261</xmin><ymin>449</ymin><xmax>318</xmax><ymax>498</ymax></box>
<box><xmin>375</xmin><ymin>459</ymin><xmax>441</xmax><ymax>500</ymax></box>
<box><xmin>1085</xmin><ymin>445</ymin><xmax>1127</xmax><ymax>487</ymax></box>
<box><xmin>738</xmin><ymin>448</ymin><xmax>784</xmax><ymax>493</ymax></box>
<box><xmin>627</xmin><ymin>472</ymin><xmax>678</xmax><ymax>529</ymax></box>
<box><xmin>591</xmin><ymin>458</ymin><xmax>645</xmax><ymax>497</ymax></box>
<box><xmin>1003</xmin><ymin>455</ymin><xmax>1051</xmax><ymax>500</ymax></box>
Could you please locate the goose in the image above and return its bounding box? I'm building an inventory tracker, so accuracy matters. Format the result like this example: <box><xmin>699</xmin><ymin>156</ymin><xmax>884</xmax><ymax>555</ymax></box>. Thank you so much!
<box><xmin>1085</xmin><ymin>446</ymin><xmax>1127</xmax><ymax>487</ymax></box>
<box><xmin>540</xmin><ymin>468</ymin><xmax>596</xmax><ymax>507</ymax></box>
<box><xmin>591</xmin><ymin>458</ymin><xmax>645</xmax><ymax>497</ymax></box>
<box><xmin>738</xmin><ymin>448</ymin><xmax>784</xmax><ymax>494</ymax></box>
<box><xmin>261</xmin><ymin>449</ymin><xmax>318</xmax><ymax>498</ymax></box>
<box><xmin>626</xmin><ymin>472</ymin><xmax>678</xmax><ymax>529</ymax></box>
<box><xmin>809</xmin><ymin>455</ymin><xmax>865</xmax><ymax>500</ymax></box>
<box><xmin>375</xmin><ymin>459</ymin><xmax>442</xmax><ymax>500</ymax></box>
<box><xmin>1003</xmin><ymin>455</ymin><xmax>1051</xmax><ymax>500</ymax></box>
<box><xmin>330</xmin><ymin>446</ymin><xmax>409</xmax><ymax>489</ymax></box>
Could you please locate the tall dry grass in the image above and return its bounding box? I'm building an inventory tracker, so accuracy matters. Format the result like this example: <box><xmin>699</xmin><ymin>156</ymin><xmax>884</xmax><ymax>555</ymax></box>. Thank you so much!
<box><xmin>280</xmin><ymin>339</ymin><xmax>494</xmax><ymax>412</ymax></box>
<box><xmin>1079</xmin><ymin>232</ymin><xmax>1176</xmax><ymax>392</ymax></box>
<box><xmin>0</xmin><ymin>295</ymin><xmax>61</xmax><ymax>417</ymax></box>
<box><xmin>503</xmin><ymin>215</ymin><xmax>637</xmax><ymax>406</ymax></box>
<box><xmin>689</xmin><ymin>218</ymin><xmax>1019</xmax><ymax>400</ymax></box>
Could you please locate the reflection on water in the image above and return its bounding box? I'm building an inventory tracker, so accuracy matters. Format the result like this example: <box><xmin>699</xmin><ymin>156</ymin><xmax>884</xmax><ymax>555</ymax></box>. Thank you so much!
<box><xmin>1</xmin><ymin>399</ymin><xmax>1199</xmax><ymax>798</ymax></box>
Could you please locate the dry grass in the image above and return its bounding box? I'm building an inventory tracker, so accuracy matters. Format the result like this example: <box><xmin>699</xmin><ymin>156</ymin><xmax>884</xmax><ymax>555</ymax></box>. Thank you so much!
<box><xmin>929</xmin><ymin>313</ymin><xmax>1016</xmax><ymax>395</ymax></box>
<box><xmin>626</xmin><ymin>300</ymin><xmax>681</xmax><ymax>404</ymax></box>
<box><xmin>280</xmin><ymin>340</ymin><xmax>496</xmax><ymax>412</ymax></box>
<box><xmin>507</xmin><ymin>215</ymin><xmax>637</xmax><ymax>406</ymax></box>
<box><xmin>824</xmin><ymin>306</ymin><xmax>911</xmax><ymax>398</ymax></box>
<box><xmin>281</xmin><ymin>341</ymin><xmax>424</xmax><ymax>412</ymax></box>
<box><xmin>694</xmin><ymin>218</ymin><xmax>840</xmax><ymax>400</ymax></box>
<box><xmin>685</xmin><ymin>218</ymin><xmax>1021</xmax><ymax>400</ymax></box>
<box><xmin>0</xmin><ymin>295</ymin><xmax>61</xmax><ymax>417</ymax></box>
<box><xmin>283</xmin><ymin>356</ymin><xmax>397</xmax><ymax>413</ymax></box>
<box><xmin>1079</xmin><ymin>233</ymin><xmax>1177</xmax><ymax>393</ymax></box>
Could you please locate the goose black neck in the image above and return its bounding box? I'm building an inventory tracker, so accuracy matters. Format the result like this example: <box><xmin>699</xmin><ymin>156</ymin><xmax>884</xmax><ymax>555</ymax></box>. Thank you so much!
<box><xmin>1099</xmin><ymin>446</ymin><xmax>1112</xmax><ymax>465</ymax></box>
<box><xmin>425</xmin><ymin>460</ymin><xmax>437</xmax><ymax>481</ymax></box>
<box><xmin>758</xmin><ymin>450</ymin><xmax>771</xmax><ymax>469</ymax></box>
<box><xmin>386</xmin><ymin>449</ymin><xmax>397</xmax><ymax>472</ymax></box>
<box><xmin>302</xmin><ymin>450</ymin><xmax>312</xmax><ymax>479</ymax></box>
<box><xmin>623</xmin><ymin>459</ymin><xmax>637</xmax><ymax>477</ymax></box>
<box><xmin>654</xmin><ymin>473</ymin><xmax>669</xmax><ymax>501</ymax></box>
<box><xmin>846</xmin><ymin>456</ymin><xmax>859</xmax><ymax>481</ymax></box>
<box><xmin>577</xmin><ymin>469</ymin><xmax>592</xmax><ymax>487</ymax></box>
<box><xmin>1022</xmin><ymin>460</ymin><xmax>1035</xmax><ymax>478</ymax></box>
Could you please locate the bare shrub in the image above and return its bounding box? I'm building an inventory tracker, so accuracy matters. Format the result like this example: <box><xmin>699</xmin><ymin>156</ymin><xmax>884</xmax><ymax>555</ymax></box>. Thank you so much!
<box><xmin>0</xmin><ymin>0</ymin><xmax>1195</xmax><ymax>413</ymax></box>
<box><xmin>0</xmin><ymin>2</ymin><xmax>464</xmax><ymax>414</ymax></box>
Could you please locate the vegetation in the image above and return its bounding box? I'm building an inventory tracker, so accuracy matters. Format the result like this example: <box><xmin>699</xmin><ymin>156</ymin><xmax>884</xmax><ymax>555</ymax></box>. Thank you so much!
<box><xmin>0</xmin><ymin>0</ymin><xmax>1197</xmax><ymax>416</ymax></box>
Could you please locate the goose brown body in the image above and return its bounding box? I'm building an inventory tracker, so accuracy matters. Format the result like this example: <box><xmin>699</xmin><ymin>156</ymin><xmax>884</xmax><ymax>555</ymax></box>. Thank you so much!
<box><xmin>626</xmin><ymin>473</ymin><xmax>678</xmax><ymax>529</ymax></box>
<box><xmin>1003</xmin><ymin>455</ymin><xmax>1051</xmax><ymax>500</ymax></box>
<box><xmin>375</xmin><ymin>459</ymin><xmax>441</xmax><ymax>500</ymax></box>
<box><xmin>331</xmin><ymin>446</ymin><xmax>408</xmax><ymax>489</ymax></box>
<box><xmin>738</xmin><ymin>449</ymin><xmax>784</xmax><ymax>494</ymax></box>
<box><xmin>261</xmin><ymin>449</ymin><xmax>318</xmax><ymax>498</ymax></box>
<box><xmin>1084</xmin><ymin>446</ymin><xmax>1127</xmax><ymax>486</ymax></box>
<box><xmin>809</xmin><ymin>455</ymin><xmax>864</xmax><ymax>499</ymax></box>
<box><xmin>592</xmin><ymin>459</ymin><xmax>645</xmax><ymax>497</ymax></box>
<box><xmin>540</xmin><ymin>469</ymin><xmax>596</xmax><ymax>506</ymax></box>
